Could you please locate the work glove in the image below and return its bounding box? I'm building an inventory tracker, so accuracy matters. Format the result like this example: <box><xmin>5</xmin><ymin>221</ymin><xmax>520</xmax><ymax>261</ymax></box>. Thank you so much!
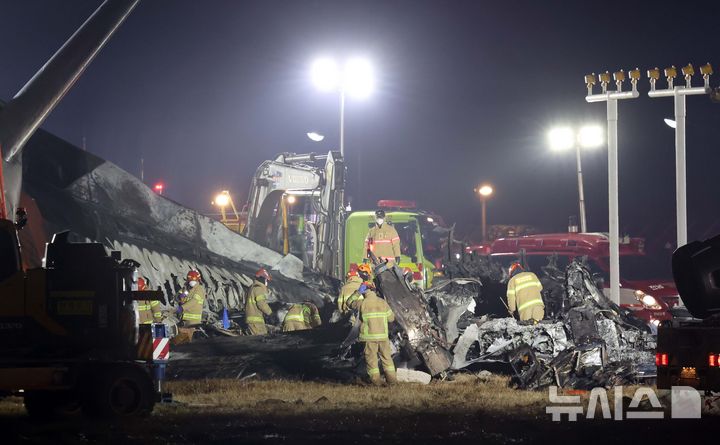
<box><xmin>395</xmin><ymin>257</ymin><xmax>401</xmax><ymax>264</ymax></box>
<box><xmin>358</xmin><ymin>284</ymin><xmax>368</xmax><ymax>295</ymax></box>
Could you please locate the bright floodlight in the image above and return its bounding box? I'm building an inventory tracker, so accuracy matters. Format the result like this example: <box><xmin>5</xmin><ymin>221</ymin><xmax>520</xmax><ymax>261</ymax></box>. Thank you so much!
<box><xmin>307</xmin><ymin>131</ymin><xmax>325</xmax><ymax>142</ymax></box>
<box><xmin>343</xmin><ymin>57</ymin><xmax>374</xmax><ymax>98</ymax></box>
<box><xmin>664</xmin><ymin>118</ymin><xmax>677</xmax><ymax>129</ymax></box>
<box><xmin>311</xmin><ymin>58</ymin><xmax>339</xmax><ymax>92</ymax></box>
<box><xmin>548</xmin><ymin>127</ymin><xmax>575</xmax><ymax>151</ymax></box>
<box><xmin>213</xmin><ymin>191</ymin><xmax>230</xmax><ymax>207</ymax></box>
<box><xmin>286</xmin><ymin>195</ymin><xmax>297</xmax><ymax>204</ymax></box>
<box><xmin>578</xmin><ymin>125</ymin><xmax>604</xmax><ymax>148</ymax></box>
<box><xmin>478</xmin><ymin>185</ymin><xmax>493</xmax><ymax>197</ymax></box>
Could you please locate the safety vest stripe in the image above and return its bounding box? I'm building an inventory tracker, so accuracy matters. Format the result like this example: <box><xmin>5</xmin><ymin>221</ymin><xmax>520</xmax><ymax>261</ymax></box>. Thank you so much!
<box><xmin>514</xmin><ymin>281</ymin><xmax>541</xmax><ymax>292</ymax></box>
<box><xmin>255</xmin><ymin>295</ymin><xmax>267</xmax><ymax>302</ymax></box>
<box><xmin>286</xmin><ymin>315</ymin><xmax>305</xmax><ymax>322</ymax></box>
<box><xmin>517</xmin><ymin>298</ymin><xmax>544</xmax><ymax>311</ymax></box>
<box><xmin>151</xmin><ymin>301</ymin><xmax>161</xmax><ymax>307</ymax></box>
<box><xmin>183</xmin><ymin>313</ymin><xmax>202</xmax><ymax>320</ymax></box>
<box><xmin>391</xmin><ymin>237</ymin><xmax>400</xmax><ymax>242</ymax></box>
<box><xmin>360</xmin><ymin>333</ymin><xmax>389</xmax><ymax>340</ymax></box>
<box><xmin>247</xmin><ymin>316</ymin><xmax>265</xmax><ymax>323</ymax></box>
<box><xmin>138</xmin><ymin>304</ymin><xmax>151</xmax><ymax>311</ymax></box>
<box><xmin>385</xmin><ymin>365</ymin><xmax>396</xmax><ymax>372</ymax></box>
<box><xmin>368</xmin><ymin>367</ymin><xmax>380</xmax><ymax>375</ymax></box>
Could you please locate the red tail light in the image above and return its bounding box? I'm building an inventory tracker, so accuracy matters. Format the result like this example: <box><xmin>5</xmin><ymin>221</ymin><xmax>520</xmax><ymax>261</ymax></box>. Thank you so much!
<box><xmin>710</xmin><ymin>354</ymin><xmax>719</xmax><ymax>368</ymax></box>
<box><xmin>655</xmin><ymin>353</ymin><xmax>668</xmax><ymax>367</ymax></box>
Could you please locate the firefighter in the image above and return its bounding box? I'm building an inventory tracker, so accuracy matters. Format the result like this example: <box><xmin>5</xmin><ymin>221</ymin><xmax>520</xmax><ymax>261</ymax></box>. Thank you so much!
<box><xmin>337</xmin><ymin>263</ymin><xmax>372</xmax><ymax>314</ymax></box>
<box><xmin>137</xmin><ymin>277</ymin><xmax>162</xmax><ymax>324</ymax></box>
<box><xmin>506</xmin><ymin>262</ymin><xmax>544</xmax><ymax>322</ymax></box>
<box><xmin>178</xmin><ymin>270</ymin><xmax>205</xmax><ymax>326</ymax></box>
<box><xmin>351</xmin><ymin>284</ymin><xmax>397</xmax><ymax>385</ymax></box>
<box><xmin>282</xmin><ymin>302</ymin><xmax>321</xmax><ymax>332</ymax></box>
<box><xmin>245</xmin><ymin>268</ymin><xmax>273</xmax><ymax>335</ymax></box>
<box><xmin>364</xmin><ymin>209</ymin><xmax>401</xmax><ymax>265</ymax></box>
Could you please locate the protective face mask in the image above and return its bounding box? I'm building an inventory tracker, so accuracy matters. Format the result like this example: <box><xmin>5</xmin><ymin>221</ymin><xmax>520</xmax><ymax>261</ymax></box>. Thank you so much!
<box><xmin>376</xmin><ymin>218</ymin><xmax>384</xmax><ymax>226</ymax></box>
<box><xmin>188</xmin><ymin>280</ymin><xmax>198</xmax><ymax>288</ymax></box>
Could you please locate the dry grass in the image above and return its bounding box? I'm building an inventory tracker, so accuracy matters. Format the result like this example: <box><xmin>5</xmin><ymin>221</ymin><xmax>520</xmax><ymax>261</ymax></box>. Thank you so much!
<box><xmin>162</xmin><ymin>373</ymin><xmax>550</xmax><ymax>417</ymax></box>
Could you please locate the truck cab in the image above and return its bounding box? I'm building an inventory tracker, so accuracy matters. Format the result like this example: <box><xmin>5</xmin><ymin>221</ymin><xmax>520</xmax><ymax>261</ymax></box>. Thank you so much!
<box><xmin>487</xmin><ymin>232</ymin><xmax>679</xmax><ymax>328</ymax></box>
<box><xmin>344</xmin><ymin>208</ymin><xmax>435</xmax><ymax>289</ymax></box>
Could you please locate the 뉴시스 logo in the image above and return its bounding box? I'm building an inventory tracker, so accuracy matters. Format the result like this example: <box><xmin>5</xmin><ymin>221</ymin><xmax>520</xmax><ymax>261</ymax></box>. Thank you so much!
<box><xmin>546</xmin><ymin>386</ymin><xmax>703</xmax><ymax>421</ymax></box>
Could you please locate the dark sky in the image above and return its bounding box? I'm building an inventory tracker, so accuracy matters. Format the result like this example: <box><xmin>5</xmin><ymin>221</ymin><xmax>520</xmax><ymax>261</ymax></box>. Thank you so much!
<box><xmin>2</xmin><ymin>0</ymin><xmax>720</xmax><ymax>243</ymax></box>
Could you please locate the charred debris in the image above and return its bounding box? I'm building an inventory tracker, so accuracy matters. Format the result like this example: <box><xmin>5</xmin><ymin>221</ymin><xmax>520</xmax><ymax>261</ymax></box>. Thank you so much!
<box><xmin>171</xmin><ymin>253</ymin><xmax>656</xmax><ymax>390</ymax></box>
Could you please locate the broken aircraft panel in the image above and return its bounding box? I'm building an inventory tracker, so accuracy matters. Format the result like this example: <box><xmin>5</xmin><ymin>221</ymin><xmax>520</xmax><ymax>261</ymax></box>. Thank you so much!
<box><xmin>18</xmin><ymin>129</ymin><xmax>337</xmax><ymax>317</ymax></box>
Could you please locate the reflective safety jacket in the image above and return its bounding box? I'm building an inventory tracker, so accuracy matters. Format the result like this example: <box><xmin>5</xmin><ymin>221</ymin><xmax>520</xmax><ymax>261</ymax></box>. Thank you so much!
<box><xmin>364</xmin><ymin>223</ymin><xmax>401</xmax><ymax>262</ymax></box>
<box><xmin>337</xmin><ymin>276</ymin><xmax>363</xmax><ymax>313</ymax></box>
<box><xmin>506</xmin><ymin>271</ymin><xmax>544</xmax><ymax>313</ymax></box>
<box><xmin>352</xmin><ymin>290</ymin><xmax>395</xmax><ymax>342</ymax></box>
<box><xmin>282</xmin><ymin>302</ymin><xmax>321</xmax><ymax>332</ymax></box>
<box><xmin>179</xmin><ymin>284</ymin><xmax>205</xmax><ymax>326</ymax></box>
<box><xmin>138</xmin><ymin>299</ymin><xmax>162</xmax><ymax>324</ymax></box>
<box><xmin>245</xmin><ymin>280</ymin><xmax>272</xmax><ymax>326</ymax></box>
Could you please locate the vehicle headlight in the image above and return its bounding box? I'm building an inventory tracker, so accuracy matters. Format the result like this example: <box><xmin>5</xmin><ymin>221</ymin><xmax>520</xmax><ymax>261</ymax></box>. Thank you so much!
<box><xmin>635</xmin><ymin>290</ymin><xmax>662</xmax><ymax>309</ymax></box>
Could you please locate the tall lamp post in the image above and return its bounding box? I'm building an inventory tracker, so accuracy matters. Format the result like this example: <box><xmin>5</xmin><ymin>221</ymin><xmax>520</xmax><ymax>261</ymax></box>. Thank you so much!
<box><xmin>477</xmin><ymin>184</ymin><xmax>493</xmax><ymax>242</ymax></box>
<box><xmin>547</xmin><ymin>124</ymin><xmax>604</xmax><ymax>233</ymax></box>
<box><xmin>310</xmin><ymin>57</ymin><xmax>374</xmax><ymax>158</ymax></box>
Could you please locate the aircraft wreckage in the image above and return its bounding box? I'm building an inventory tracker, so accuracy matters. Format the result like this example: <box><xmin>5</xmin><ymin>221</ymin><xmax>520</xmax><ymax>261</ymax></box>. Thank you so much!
<box><xmin>15</xmin><ymin>132</ymin><xmax>656</xmax><ymax>387</ymax></box>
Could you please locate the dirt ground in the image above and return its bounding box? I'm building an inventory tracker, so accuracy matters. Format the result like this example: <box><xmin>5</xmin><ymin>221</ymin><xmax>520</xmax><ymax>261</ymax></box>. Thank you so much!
<box><xmin>1</xmin><ymin>375</ymin><xmax>717</xmax><ymax>444</ymax></box>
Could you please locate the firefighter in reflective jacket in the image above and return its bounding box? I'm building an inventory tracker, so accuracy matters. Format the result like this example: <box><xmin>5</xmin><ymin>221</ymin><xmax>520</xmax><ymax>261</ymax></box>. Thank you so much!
<box><xmin>506</xmin><ymin>262</ymin><xmax>544</xmax><ymax>322</ymax></box>
<box><xmin>137</xmin><ymin>277</ymin><xmax>162</xmax><ymax>324</ymax></box>
<box><xmin>337</xmin><ymin>263</ymin><xmax>372</xmax><ymax>314</ymax></box>
<box><xmin>282</xmin><ymin>302</ymin><xmax>321</xmax><ymax>332</ymax></box>
<box><xmin>364</xmin><ymin>209</ymin><xmax>401</xmax><ymax>264</ymax></box>
<box><xmin>245</xmin><ymin>268</ymin><xmax>273</xmax><ymax>335</ymax></box>
<box><xmin>178</xmin><ymin>270</ymin><xmax>205</xmax><ymax>326</ymax></box>
<box><xmin>351</xmin><ymin>285</ymin><xmax>397</xmax><ymax>385</ymax></box>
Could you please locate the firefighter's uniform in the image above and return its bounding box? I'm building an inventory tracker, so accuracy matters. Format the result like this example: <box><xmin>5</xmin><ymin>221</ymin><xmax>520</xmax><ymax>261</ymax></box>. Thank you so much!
<box><xmin>179</xmin><ymin>284</ymin><xmax>205</xmax><ymax>326</ymax></box>
<box><xmin>351</xmin><ymin>289</ymin><xmax>397</xmax><ymax>385</ymax></box>
<box><xmin>507</xmin><ymin>271</ymin><xmax>544</xmax><ymax>322</ymax></box>
<box><xmin>245</xmin><ymin>280</ymin><xmax>272</xmax><ymax>335</ymax></box>
<box><xmin>282</xmin><ymin>303</ymin><xmax>321</xmax><ymax>332</ymax></box>
<box><xmin>364</xmin><ymin>223</ymin><xmax>401</xmax><ymax>263</ymax></box>
<box><xmin>138</xmin><ymin>299</ymin><xmax>162</xmax><ymax>324</ymax></box>
<box><xmin>337</xmin><ymin>275</ymin><xmax>364</xmax><ymax>314</ymax></box>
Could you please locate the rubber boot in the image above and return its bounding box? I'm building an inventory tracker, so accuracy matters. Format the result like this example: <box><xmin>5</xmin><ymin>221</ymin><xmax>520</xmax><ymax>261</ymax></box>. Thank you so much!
<box><xmin>370</xmin><ymin>375</ymin><xmax>383</xmax><ymax>386</ymax></box>
<box><xmin>385</xmin><ymin>371</ymin><xmax>398</xmax><ymax>385</ymax></box>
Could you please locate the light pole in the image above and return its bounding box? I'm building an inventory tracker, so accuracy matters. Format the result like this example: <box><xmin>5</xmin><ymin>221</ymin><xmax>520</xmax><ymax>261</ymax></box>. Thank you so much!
<box><xmin>585</xmin><ymin>69</ymin><xmax>640</xmax><ymax>305</ymax></box>
<box><xmin>311</xmin><ymin>57</ymin><xmax>374</xmax><ymax>158</ymax></box>
<box><xmin>547</xmin><ymin>124</ymin><xmax>604</xmax><ymax>233</ymax></box>
<box><xmin>477</xmin><ymin>184</ymin><xmax>493</xmax><ymax>242</ymax></box>
<box><xmin>648</xmin><ymin>63</ymin><xmax>713</xmax><ymax>249</ymax></box>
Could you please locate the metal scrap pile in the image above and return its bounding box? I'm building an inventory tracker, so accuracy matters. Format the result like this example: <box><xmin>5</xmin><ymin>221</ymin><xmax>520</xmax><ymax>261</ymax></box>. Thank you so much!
<box><xmin>430</xmin><ymin>257</ymin><xmax>656</xmax><ymax>389</ymax></box>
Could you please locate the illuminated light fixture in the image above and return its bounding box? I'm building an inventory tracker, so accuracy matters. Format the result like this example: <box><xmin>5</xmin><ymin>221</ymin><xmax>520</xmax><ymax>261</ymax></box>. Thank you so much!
<box><xmin>478</xmin><ymin>185</ymin><xmax>493</xmax><ymax>197</ymax></box>
<box><xmin>286</xmin><ymin>195</ymin><xmax>297</xmax><ymax>205</ymax></box>
<box><xmin>578</xmin><ymin>125</ymin><xmax>604</xmax><ymax>148</ymax></box>
<box><xmin>343</xmin><ymin>57</ymin><xmax>374</xmax><ymax>98</ymax></box>
<box><xmin>655</xmin><ymin>352</ymin><xmax>669</xmax><ymax>367</ymax></box>
<box><xmin>153</xmin><ymin>183</ymin><xmax>164</xmax><ymax>195</ymax></box>
<box><xmin>547</xmin><ymin>127</ymin><xmax>575</xmax><ymax>151</ymax></box>
<box><xmin>311</xmin><ymin>58</ymin><xmax>339</xmax><ymax>92</ymax></box>
<box><xmin>306</xmin><ymin>131</ymin><xmax>325</xmax><ymax>142</ymax></box>
<box><xmin>213</xmin><ymin>190</ymin><xmax>231</xmax><ymax>207</ymax></box>
<box><xmin>681</xmin><ymin>63</ymin><xmax>695</xmax><ymax>77</ymax></box>
<box><xmin>700</xmin><ymin>63</ymin><xmax>713</xmax><ymax>76</ymax></box>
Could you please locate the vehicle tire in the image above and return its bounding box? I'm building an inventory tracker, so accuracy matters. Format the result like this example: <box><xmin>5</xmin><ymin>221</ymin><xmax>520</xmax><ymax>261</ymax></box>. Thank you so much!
<box><xmin>82</xmin><ymin>364</ymin><xmax>155</xmax><ymax>419</ymax></box>
<box><xmin>24</xmin><ymin>390</ymin><xmax>82</xmax><ymax>420</ymax></box>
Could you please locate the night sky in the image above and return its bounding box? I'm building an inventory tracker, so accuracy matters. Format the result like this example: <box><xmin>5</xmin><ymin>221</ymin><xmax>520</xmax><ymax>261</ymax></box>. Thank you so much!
<box><xmin>2</xmin><ymin>0</ymin><xmax>720</xmax><ymax>245</ymax></box>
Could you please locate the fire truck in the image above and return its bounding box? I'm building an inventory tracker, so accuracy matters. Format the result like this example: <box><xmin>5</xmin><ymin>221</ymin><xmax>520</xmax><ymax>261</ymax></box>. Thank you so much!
<box><xmin>484</xmin><ymin>232</ymin><xmax>679</xmax><ymax>327</ymax></box>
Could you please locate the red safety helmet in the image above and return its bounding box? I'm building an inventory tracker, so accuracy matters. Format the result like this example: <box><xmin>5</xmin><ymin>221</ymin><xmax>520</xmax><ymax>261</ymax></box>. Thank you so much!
<box><xmin>137</xmin><ymin>277</ymin><xmax>147</xmax><ymax>291</ymax></box>
<box><xmin>187</xmin><ymin>270</ymin><xmax>201</xmax><ymax>282</ymax></box>
<box><xmin>509</xmin><ymin>262</ymin><xmax>524</xmax><ymax>276</ymax></box>
<box><xmin>256</xmin><ymin>268</ymin><xmax>272</xmax><ymax>281</ymax></box>
<box><xmin>347</xmin><ymin>264</ymin><xmax>359</xmax><ymax>278</ymax></box>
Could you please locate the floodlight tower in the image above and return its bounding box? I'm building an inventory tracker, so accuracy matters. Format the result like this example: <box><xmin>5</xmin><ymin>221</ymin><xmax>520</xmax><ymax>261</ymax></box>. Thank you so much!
<box><xmin>584</xmin><ymin>68</ymin><xmax>640</xmax><ymax>305</ymax></box>
<box><xmin>647</xmin><ymin>63</ymin><xmax>713</xmax><ymax>248</ymax></box>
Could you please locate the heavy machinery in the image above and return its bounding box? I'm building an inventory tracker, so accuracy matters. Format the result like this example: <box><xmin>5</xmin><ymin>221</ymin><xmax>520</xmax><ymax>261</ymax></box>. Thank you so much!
<box><xmin>0</xmin><ymin>0</ymin><xmax>169</xmax><ymax>418</ymax></box>
<box><xmin>0</xmin><ymin>223</ymin><xmax>168</xmax><ymax>418</ymax></box>
<box><xmin>244</xmin><ymin>151</ymin><xmax>346</xmax><ymax>278</ymax></box>
<box><xmin>656</xmin><ymin>235</ymin><xmax>720</xmax><ymax>392</ymax></box>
